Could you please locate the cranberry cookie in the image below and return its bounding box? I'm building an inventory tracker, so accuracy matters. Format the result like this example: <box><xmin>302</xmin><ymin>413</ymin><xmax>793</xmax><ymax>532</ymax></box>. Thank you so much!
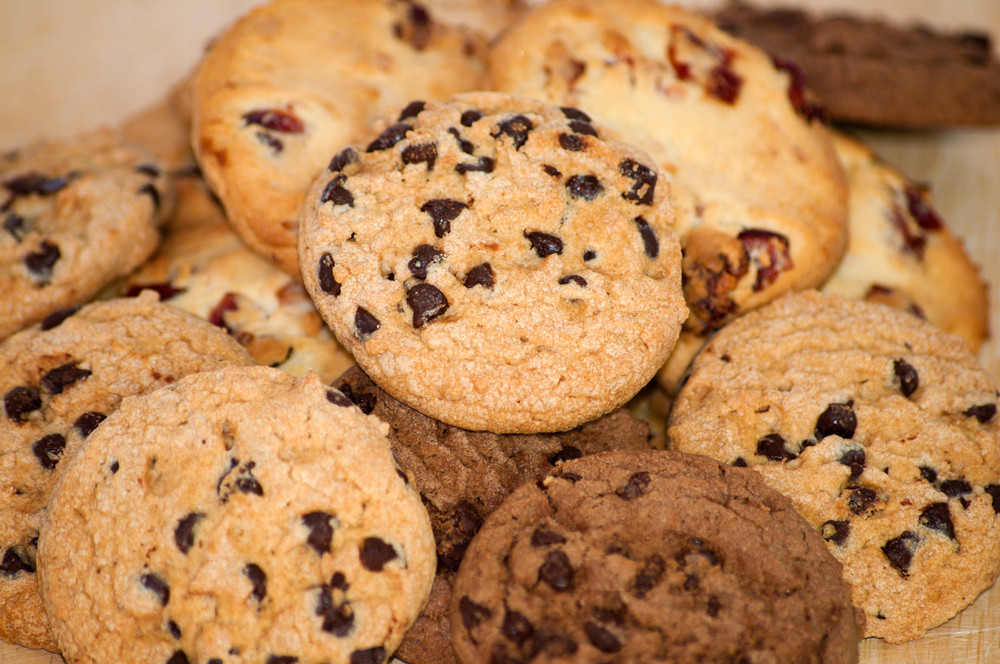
<box><xmin>668</xmin><ymin>290</ymin><xmax>1000</xmax><ymax>642</ymax></box>
<box><xmin>39</xmin><ymin>366</ymin><xmax>435</xmax><ymax>664</ymax></box>
<box><xmin>299</xmin><ymin>92</ymin><xmax>686</xmax><ymax>434</ymax></box>
<box><xmin>0</xmin><ymin>293</ymin><xmax>253</xmax><ymax>651</ymax></box>
<box><xmin>451</xmin><ymin>450</ymin><xmax>859</xmax><ymax>664</ymax></box>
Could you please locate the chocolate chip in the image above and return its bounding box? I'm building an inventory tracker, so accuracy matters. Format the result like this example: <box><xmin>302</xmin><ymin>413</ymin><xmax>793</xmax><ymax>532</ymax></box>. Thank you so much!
<box><xmin>316</xmin><ymin>253</ymin><xmax>341</xmax><ymax>297</ymax></box>
<box><xmin>267</xmin><ymin>657</ymin><xmax>298</xmax><ymax>664</ymax></box>
<box><xmin>707</xmin><ymin>596</ymin><xmax>722</xmax><ymax>617</ymax></box>
<box><xmin>919</xmin><ymin>466</ymin><xmax>938</xmax><ymax>483</ymax></box>
<box><xmin>985</xmin><ymin>485</ymin><xmax>1000</xmax><ymax>514</ymax></box>
<box><xmin>584</xmin><ymin>621</ymin><xmax>622</xmax><ymax>653</ymax></box>
<box><xmin>524</xmin><ymin>230</ymin><xmax>563</xmax><ymax>258</ymax></box>
<box><xmin>533</xmin><ymin>632</ymin><xmax>578</xmax><ymax>657</ymax></box>
<box><xmin>401</xmin><ymin>142</ymin><xmax>437</xmax><ymax>170</ymax></box>
<box><xmin>838</xmin><ymin>448</ymin><xmax>866</xmax><ymax>480</ymax></box>
<box><xmin>331</xmin><ymin>571</ymin><xmax>348</xmax><ymax>590</ymax></box>
<box><xmin>350</xmin><ymin>646</ymin><xmax>386</xmax><ymax>664</ymax></box>
<box><xmin>530</xmin><ymin>528</ymin><xmax>567</xmax><ymax>547</ymax></box>
<box><xmin>939</xmin><ymin>479</ymin><xmax>972</xmax><ymax>498</ymax></box>
<box><xmin>583</xmin><ymin>249</ymin><xmax>597</xmax><ymax>261</ymax></box>
<box><xmin>492</xmin><ymin>114</ymin><xmax>533</xmax><ymax>150</ymax></box>
<box><xmin>320</xmin><ymin>175</ymin><xmax>354</xmax><ymax>207</ymax></box>
<box><xmin>408</xmin><ymin>244</ymin><xmax>443</xmax><ymax>280</ymax></box>
<box><xmin>25</xmin><ymin>239</ymin><xmax>60</xmax><ymax>281</ymax></box>
<box><xmin>31</xmin><ymin>433</ymin><xmax>66</xmax><ymax>470</ymax></box>
<box><xmin>360</xmin><ymin>537</ymin><xmax>397</xmax><ymax>571</ymax></box>
<box><xmin>328</xmin><ymin>147</ymin><xmax>358</xmax><ymax>172</ymax></box>
<box><xmin>882</xmin><ymin>531</ymin><xmax>919</xmax><ymax>576</ymax></box>
<box><xmin>393</xmin><ymin>0</ymin><xmax>431</xmax><ymax>49</ymax></box>
<box><xmin>42</xmin><ymin>362</ymin><xmax>91</xmax><ymax>395</ymax></box>
<box><xmin>242</xmin><ymin>108</ymin><xmax>304</xmax><ymax>133</ymax></box>
<box><xmin>848</xmin><ymin>487</ymin><xmax>878</xmax><ymax>515</ymax></box>
<box><xmin>560</xmin><ymin>107</ymin><xmax>592</xmax><ymax>122</ymax></box>
<box><xmin>568</xmin><ymin>120</ymin><xmax>598</xmax><ymax>137</ymax></box>
<box><xmin>166</xmin><ymin>651</ymin><xmax>189</xmax><ymax>664</ymax></box>
<box><xmin>756</xmin><ymin>433</ymin><xmax>796</xmax><ymax>461</ymax></box>
<box><xmin>110</xmin><ymin>460</ymin><xmax>119</xmax><ymax>474</ymax></box>
<box><xmin>547</xmin><ymin>445</ymin><xmax>582</xmax><ymax>465</ymax></box>
<box><xmin>565</xmin><ymin>174</ymin><xmax>603</xmax><ymax>200</ymax></box>
<box><xmin>354</xmin><ymin>307</ymin><xmax>381</xmax><ymax>340</ymax></box>
<box><xmin>3</xmin><ymin>213</ymin><xmax>24</xmax><ymax>241</ymax></box>
<box><xmin>398</xmin><ymin>100</ymin><xmax>426</xmax><ymax>121</ymax></box>
<box><xmin>70</xmin><ymin>411</ymin><xmax>105</xmax><ymax>439</ymax></box>
<box><xmin>538</xmin><ymin>550</ymin><xmax>573</xmax><ymax>591</ymax></box>
<box><xmin>447</xmin><ymin>127</ymin><xmax>475</xmax><ymax>154</ymax></box>
<box><xmin>142</xmin><ymin>572</ymin><xmax>170</xmax><ymax>605</ymax></box>
<box><xmin>4</xmin><ymin>386</ymin><xmax>41</xmax><ymax>423</ymax></box>
<box><xmin>40</xmin><ymin>305</ymin><xmax>81</xmax><ymax>330</ymax></box>
<box><xmin>816</xmin><ymin>402</ymin><xmax>857</xmax><ymax>440</ymax></box>
<box><xmin>964</xmin><ymin>403</ymin><xmax>998</xmax><ymax>424</ymax></box>
<box><xmin>893</xmin><ymin>359</ymin><xmax>919</xmax><ymax>397</ymax></box>
<box><xmin>303</xmin><ymin>512</ymin><xmax>336</xmax><ymax>554</ymax></box>
<box><xmin>366</xmin><ymin>123</ymin><xmax>411</xmax><ymax>152</ymax></box>
<box><xmin>558</xmin><ymin>133</ymin><xmax>586</xmax><ymax>151</ymax></box>
<box><xmin>919</xmin><ymin>502</ymin><xmax>955</xmax><ymax>539</ymax></box>
<box><xmin>254</xmin><ymin>131</ymin><xmax>284</xmax><ymax>153</ymax></box>
<box><xmin>335</xmin><ymin>382</ymin><xmax>376</xmax><ymax>414</ymax></box>
<box><xmin>619</xmin><ymin>159</ymin><xmax>657</xmax><ymax>205</ymax></box>
<box><xmin>420</xmin><ymin>198</ymin><xmax>467</xmax><ymax>237</ymax></box>
<box><xmin>317</xmin><ymin>584</ymin><xmax>354</xmax><ymax>636</ymax></box>
<box><xmin>407</xmin><ymin>283</ymin><xmax>448</xmax><ymax>328</ymax></box>
<box><xmin>633</xmin><ymin>554</ymin><xmax>665</xmax><ymax>597</ymax></box>
<box><xmin>543</xmin><ymin>165</ymin><xmax>562</xmax><ymax>178</ymax></box>
<box><xmin>502</xmin><ymin>609</ymin><xmax>534</xmax><ymax>645</ymax></box>
<box><xmin>616</xmin><ymin>471</ymin><xmax>651</xmax><ymax>500</ymax></box>
<box><xmin>1</xmin><ymin>547</ymin><xmax>35</xmax><ymax>577</ymax></box>
<box><xmin>326</xmin><ymin>389</ymin><xmax>353</xmax><ymax>408</ymax></box>
<box><xmin>138</xmin><ymin>183</ymin><xmax>161</xmax><ymax>211</ymax></box>
<box><xmin>463</xmin><ymin>262</ymin><xmax>494</xmax><ymax>289</ymax></box>
<box><xmin>459</xmin><ymin>595</ymin><xmax>492</xmax><ymax>631</ymax></box>
<box><xmin>821</xmin><ymin>520</ymin><xmax>850</xmax><ymax>546</ymax></box>
<box><xmin>455</xmin><ymin>156</ymin><xmax>495</xmax><ymax>174</ymax></box>
<box><xmin>731</xmin><ymin>457</ymin><xmax>747</xmax><ymax>467</ymax></box>
<box><xmin>5</xmin><ymin>172</ymin><xmax>68</xmax><ymax>196</ymax></box>
<box><xmin>460</xmin><ymin>110</ymin><xmax>483</xmax><ymax>127</ymax></box>
<box><xmin>634</xmin><ymin>216</ymin><xmax>659</xmax><ymax>258</ymax></box>
<box><xmin>558</xmin><ymin>274</ymin><xmax>587</xmax><ymax>287</ymax></box>
<box><xmin>559</xmin><ymin>472</ymin><xmax>582</xmax><ymax>483</ymax></box>
<box><xmin>174</xmin><ymin>512</ymin><xmax>204</xmax><ymax>554</ymax></box>
<box><xmin>168</xmin><ymin>620</ymin><xmax>182</xmax><ymax>639</ymax></box>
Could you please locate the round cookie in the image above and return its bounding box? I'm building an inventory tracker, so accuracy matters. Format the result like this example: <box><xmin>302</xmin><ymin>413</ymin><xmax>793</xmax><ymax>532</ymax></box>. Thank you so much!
<box><xmin>821</xmin><ymin>131</ymin><xmax>989</xmax><ymax>352</ymax></box>
<box><xmin>38</xmin><ymin>366</ymin><xmax>435</xmax><ymax>664</ymax></box>
<box><xmin>299</xmin><ymin>92</ymin><xmax>686</xmax><ymax>434</ymax></box>
<box><xmin>331</xmin><ymin>365</ymin><xmax>653</xmax><ymax>664</ymax></box>
<box><xmin>192</xmin><ymin>0</ymin><xmax>487</xmax><ymax>277</ymax></box>
<box><xmin>667</xmin><ymin>290</ymin><xmax>1000</xmax><ymax>643</ymax></box>
<box><xmin>122</xmin><ymin>172</ymin><xmax>354</xmax><ymax>382</ymax></box>
<box><xmin>0</xmin><ymin>128</ymin><xmax>173</xmax><ymax>340</ymax></box>
<box><xmin>0</xmin><ymin>292</ymin><xmax>254</xmax><ymax>651</ymax></box>
<box><xmin>450</xmin><ymin>450</ymin><xmax>860</xmax><ymax>664</ymax></box>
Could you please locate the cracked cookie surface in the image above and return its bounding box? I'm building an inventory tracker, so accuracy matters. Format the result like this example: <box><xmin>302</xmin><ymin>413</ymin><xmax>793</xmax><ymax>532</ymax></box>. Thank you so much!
<box><xmin>299</xmin><ymin>92</ymin><xmax>686</xmax><ymax>434</ymax></box>
<box><xmin>668</xmin><ymin>290</ymin><xmax>1000</xmax><ymax>642</ymax></box>
<box><xmin>450</xmin><ymin>450</ymin><xmax>859</xmax><ymax>664</ymax></box>
<box><xmin>38</xmin><ymin>366</ymin><xmax>435</xmax><ymax>664</ymax></box>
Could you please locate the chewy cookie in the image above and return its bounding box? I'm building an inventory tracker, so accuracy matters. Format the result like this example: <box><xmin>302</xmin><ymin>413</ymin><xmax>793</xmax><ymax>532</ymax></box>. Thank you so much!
<box><xmin>0</xmin><ymin>292</ymin><xmax>254</xmax><ymax>651</ymax></box>
<box><xmin>123</xmin><ymin>172</ymin><xmax>354</xmax><ymax>382</ymax></box>
<box><xmin>38</xmin><ymin>366</ymin><xmax>435</xmax><ymax>664</ymax></box>
<box><xmin>450</xmin><ymin>450</ymin><xmax>860</xmax><ymax>664</ymax></box>
<box><xmin>821</xmin><ymin>132</ymin><xmax>989</xmax><ymax>352</ymax></box>
<box><xmin>0</xmin><ymin>128</ymin><xmax>173</xmax><ymax>340</ymax></box>
<box><xmin>299</xmin><ymin>92</ymin><xmax>686</xmax><ymax>434</ymax></box>
<box><xmin>192</xmin><ymin>0</ymin><xmax>486</xmax><ymax>277</ymax></box>
<box><xmin>668</xmin><ymin>290</ymin><xmax>1000</xmax><ymax>643</ymax></box>
<box><xmin>331</xmin><ymin>365</ymin><xmax>653</xmax><ymax>664</ymax></box>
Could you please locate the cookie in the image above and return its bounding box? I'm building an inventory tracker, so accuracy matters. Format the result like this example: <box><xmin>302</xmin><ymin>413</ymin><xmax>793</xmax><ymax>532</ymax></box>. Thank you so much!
<box><xmin>821</xmin><ymin>131</ymin><xmax>989</xmax><ymax>352</ymax></box>
<box><xmin>38</xmin><ymin>366</ymin><xmax>435</xmax><ymax>664</ymax></box>
<box><xmin>714</xmin><ymin>3</ymin><xmax>1000</xmax><ymax>128</ymax></box>
<box><xmin>191</xmin><ymin>0</ymin><xmax>487</xmax><ymax>277</ymax></box>
<box><xmin>668</xmin><ymin>290</ymin><xmax>1000</xmax><ymax>643</ymax></box>
<box><xmin>450</xmin><ymin>450</ymin><xmax>860</xmax><ymax>664</ymax></box>
<box><xmin>299</xmin><ymin>91</ymin><xmax>686</xmax><ymax>434</ymax></box>
<box><xmin>0</xmin><ymin>292</ymin><xmax>254</xmax><ymax>651</ymax></box>
<box><xmin>488</xmin><ymin>0</ymin><xmax>849</xmax><ymax>339</ymax></box>
<box><xmin>331</xmin><ymin>365</ymin><xmax>653</xmax><ymax>664</ymax></box>
<box><xmin>421</xmin><ymin>0</ymin><xmax>529</xmax><ymax>38</ymax></box>
<box><xmin>0</xmin><ymin>127</ymin><xmax>173</xmax><ymax>340</ymax></box>
<box><xmin>122</xmin><ymin>172</ymin><xmax>355</xmax><ymax>382</ymax></box>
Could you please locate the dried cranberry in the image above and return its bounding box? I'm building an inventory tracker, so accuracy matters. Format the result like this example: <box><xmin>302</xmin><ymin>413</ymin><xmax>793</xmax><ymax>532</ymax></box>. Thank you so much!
<box><xmin>738</xmin><ymin>229</ymin><xmax>792</xmax><ymax>291</ymax></box>
<box><xmin>242</xmin><ymin>108</ymin><xmax>304</xmax><ymax>133</ymax></box>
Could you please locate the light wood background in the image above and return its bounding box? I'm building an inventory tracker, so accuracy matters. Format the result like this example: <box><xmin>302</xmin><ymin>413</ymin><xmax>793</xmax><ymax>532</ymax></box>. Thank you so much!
<box><xmin>2</xmin><ymin>1</ymin><xmax>999</xmax><ymax>663</ymax></box>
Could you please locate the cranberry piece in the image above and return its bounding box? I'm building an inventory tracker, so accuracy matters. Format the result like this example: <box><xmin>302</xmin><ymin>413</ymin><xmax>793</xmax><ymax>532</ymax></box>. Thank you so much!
<box><xmin>738</xmin><ymin>229</ymin><xmax>792</xmax><ymax>291</ymax></box>
<box><xmin>905</xmin><ymin>184</ymin><xmax>943</xmax><ymax>231</ymax></box>
<box><xmin>208</xmin><ymin>292</ymin><xmax>239</xmax><ymax>329</ymax></box>
<box><xmin>242</xmin><ymin>108</ymin><xmax>304</xmax><ymax>133</ymax></box>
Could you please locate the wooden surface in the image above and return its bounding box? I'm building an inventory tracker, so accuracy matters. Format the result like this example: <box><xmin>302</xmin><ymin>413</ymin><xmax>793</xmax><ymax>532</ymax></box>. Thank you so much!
<box><xmin>2</xmin><ymin>1</ymin><xmax>999</xmax><ymax>662</ymax></box>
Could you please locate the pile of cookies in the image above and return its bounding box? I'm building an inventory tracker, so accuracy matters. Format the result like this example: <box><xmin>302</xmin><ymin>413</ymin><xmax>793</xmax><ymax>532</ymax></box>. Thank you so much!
<box><xmin>2</xmin><ymin>1</ymin><xmax>998</xmax><ymax>663</ymax></box>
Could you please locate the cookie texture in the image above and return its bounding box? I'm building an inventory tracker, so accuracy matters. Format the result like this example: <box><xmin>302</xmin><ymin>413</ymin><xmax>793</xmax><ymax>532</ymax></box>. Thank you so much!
<box><xmin>331</xmin><ymin>365</ymin><xmax>653</xmax><ymax>664</ymax></box>
<box><xmin>299</xmin><ymin>92</ymin><xmax>686</xmax><ymax>434</ymax></box>
<box><xmin>122</xmin><ymin>172</ymin><xmax>354</xmax><ymax>382</ymax></box>
<box><xmin>0</xmin><ymin>292</ymin><xmax>254</xmax><ymax>651</ymax></box>
<box><xmin>38</xmin><ymin>366</ymin><xmax>435</xmax><ymax>664</ymax></box>
<box><xmin>488</xmin><ymin>0</ymin><xmax>848</xmax><ymax>341</ymax></box>
<box><xmin>192</xmin><ymin>0</ymin><xmax>487</xmax><ymax>277</ymax></box>
<box><xmin>668</xmin><ymin>290</ymin><xmax>1000</xmax><ymax>643</ymax></box>
<box><xmin>450</xmin><ymin>450</ymin><xmax>860</xmax><ymax>664</ymax></box>
<box><xmin>821</xmin><ymin>132</ymin><xmax>989</xmax><ymax>352</ymax></box>
<box><xmin>715</xmin><ymin>2</ymin><xmax>1000</xmax><ymax>128</ymax></box>
<box><xmin>0</xmin><ymin>128</ymin><xmax>173</xmax><ymax>340</ymax></box>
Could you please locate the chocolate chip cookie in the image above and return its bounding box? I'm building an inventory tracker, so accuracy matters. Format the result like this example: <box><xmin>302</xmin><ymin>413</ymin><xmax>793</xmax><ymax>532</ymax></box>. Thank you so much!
<box><xmin>0</xmin><ymin>292</ymin><xmax>254</xmax><ymax>651</ymax></box>
<box><xmin>668</xmin><ymin>290</ymin><xmax>1000</xmax><ymax>643</ymax></box>
<box><xmin>450</xmin><ymin>450</ymin><xmax>860</xmax><ymax>663</ymax></box>
<box><xmin>38</xmin><ymin>366</ymin><xmax>435</xmax><ymax>664</ymax></box>
<box><xmin>331</xmin><ymin>365</ymin><xmax>653</xmax><ymax>664</ymax></box>
<box><xmin>299</xmin><ymin>92</ymin><xmax>686</xmax><ymax>434</ymax></box>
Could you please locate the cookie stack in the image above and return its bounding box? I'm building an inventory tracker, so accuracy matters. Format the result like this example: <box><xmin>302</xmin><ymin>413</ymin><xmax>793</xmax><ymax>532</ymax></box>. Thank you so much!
<box><xmin>2</xmin><ymin>0</ymin><xmax>998</xmax><ymax>663</ymax></box>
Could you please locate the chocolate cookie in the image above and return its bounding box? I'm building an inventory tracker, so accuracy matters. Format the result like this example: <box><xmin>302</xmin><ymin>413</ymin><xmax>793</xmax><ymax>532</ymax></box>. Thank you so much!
<box><xmin>0</xmin><ymin>128</ymin><xmax>173</xmax><ymax>340</ymax></box>
<box><xmin>192</xmin><ymin>0</ymin><xmax>486</xmax><ymax>277</ymax></box>
<box><xmin>0</xmin><ymin>292</ymin><xmax>254</xmax><ymax>651</ymax></box>
<box><xmin>668</xmin><ymin>290</ymin><xmax>1000</xmax><ymax>642</ymax></box>
<box><xmin>450</xmin><ymin>450</ymin><xmax>860</xmax><ymax>663</ymax></box>
<box><xmin>38</xmin><ymin>366</ymin><xmax>436</xmax><ymax>664</ymax></box>
<box><xmin>299</xmin><ymin>92</ymin><xmax>686</xmax><ymax>434</ymax></box>
<box><xmin>331</xmin><ymin>365</ymin><xmax>653</xmax><ymax>664</ymax></box>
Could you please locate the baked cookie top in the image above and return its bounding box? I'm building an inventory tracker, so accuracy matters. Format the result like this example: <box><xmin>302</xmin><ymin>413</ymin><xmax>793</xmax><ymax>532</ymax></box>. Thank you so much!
<box><xmin>821</xmin><ymin>132</ymin><xmax>989</xmax><ymax>352</ymax></box>
<box><xmin>122</xmin><ymin>173</ymin><xmax>355</xmax><ymax>383</ymax></box>
<box><xmin>191</xmin><ymin>0</ymin><xmax>486</xmax><ymax>277</ymax></box>
<box><xmin>331</xmin><ymin>365</ymin><xmax>652</xmax><ymax>664</ymax></box>
<box><xmin>299</xmin><ymin>92</ymin><xmax>686</xmax><ymax>434</ymax></box>
<box><xmin>0</xmin><ymin>128</ymin><xmax>172</xmax><ymax>340</ymax></box>
<box><xmin>450</xmin><ymin>450</ymin><xmax>859</xmax><ymax>664</ymax></box>
<box><xmin>0</xmin><ymin>292</ymin><xmax>254</xmax><ymax>651</ymax></box>
<box><xmin>487</xmin><ymin>0</ymin><xmax>848</xmax><ymax>335</ymax></box>
<box><xmin>668</xmin><ymin>290</ymin><xmax>1000</xmax><ymax>643</ymax></box>
<box><xmin>39</xmin><ymin>366</ymin><xmax>435</xmax><ymax>664</ymax></box>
